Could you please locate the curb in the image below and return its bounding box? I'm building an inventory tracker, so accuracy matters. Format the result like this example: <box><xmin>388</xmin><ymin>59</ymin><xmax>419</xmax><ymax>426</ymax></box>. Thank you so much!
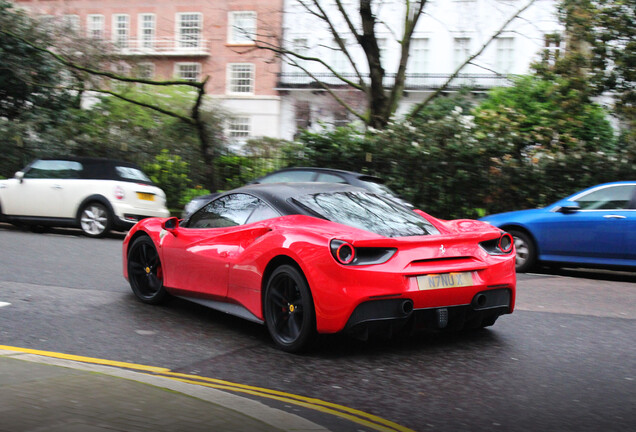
<box><xmin>0</xmin><ymin>349</ymin><xmax>328</xmax><ymax>432</ymax></box>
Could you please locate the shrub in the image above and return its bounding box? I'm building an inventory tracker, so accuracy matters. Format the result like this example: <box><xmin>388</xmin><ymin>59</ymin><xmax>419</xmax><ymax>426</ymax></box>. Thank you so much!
<box><xmin>143</xmin><ymin>150</ymin><xmax>190</xmax><ymax>209</ymax></box>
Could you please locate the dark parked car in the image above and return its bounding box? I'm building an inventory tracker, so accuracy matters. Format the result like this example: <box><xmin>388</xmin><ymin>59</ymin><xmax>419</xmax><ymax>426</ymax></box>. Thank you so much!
<box><xmin>181</xmin><ymin>167</ymin><xmax>409</xmax><ymax>219</ymax></box>
<box><xmin>480</xmin><ymin>181</ymin><xmax>636</xmax><ymax>272</ymax></box>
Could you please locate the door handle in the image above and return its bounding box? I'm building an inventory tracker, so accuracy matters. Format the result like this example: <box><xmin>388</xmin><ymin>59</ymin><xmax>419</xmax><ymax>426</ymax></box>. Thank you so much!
<box><xmin>52</xmin><ymin>185</ymin><xmax>63</xmax><ymax>190</ymax></box>
<box><xmin>603</xmin><ymin>215</ymin><xmax>626</xmax><ymax>219</ymax></box>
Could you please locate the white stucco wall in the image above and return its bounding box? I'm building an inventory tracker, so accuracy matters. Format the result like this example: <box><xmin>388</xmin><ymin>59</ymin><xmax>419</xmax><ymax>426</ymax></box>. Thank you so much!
<box><xmin>278</xmin><ymin>0</ymin><xmax>563</xmax><ymax>138</ymax></box>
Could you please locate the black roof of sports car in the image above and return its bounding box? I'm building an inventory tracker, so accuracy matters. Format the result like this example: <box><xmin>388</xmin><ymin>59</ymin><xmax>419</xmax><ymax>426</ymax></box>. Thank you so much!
<box><xmin>249</xmin><ymin>167</ymin><xmax>385</xmax><ymax>184</ymax></box>
<box><xmin>198</xmin><ymin>182</ymin><xmax>439</xmax><ymax>238</ymax></box>
<box><xmin>215</xmin><ymin>182</ymin><xmax>370</xmax><ymax>216</ymax></box>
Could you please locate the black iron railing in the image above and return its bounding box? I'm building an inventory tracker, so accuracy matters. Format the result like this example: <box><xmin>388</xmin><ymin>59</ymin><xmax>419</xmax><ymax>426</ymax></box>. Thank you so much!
<box><xmin>276</xmin><ymin>72</ymin><xmax>513</xmax><ymax>90</ymax></box>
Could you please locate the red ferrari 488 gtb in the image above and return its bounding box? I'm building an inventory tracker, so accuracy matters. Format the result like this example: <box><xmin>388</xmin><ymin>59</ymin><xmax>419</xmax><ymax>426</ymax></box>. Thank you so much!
<box><xmin>123</xmin><ymin>183</ymin><xmax>516</xmax><ymax>352</ymax></box>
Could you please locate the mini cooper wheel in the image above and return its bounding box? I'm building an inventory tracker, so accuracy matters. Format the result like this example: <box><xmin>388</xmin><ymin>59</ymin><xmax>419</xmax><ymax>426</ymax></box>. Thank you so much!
<box><xmin>508</xmin><ymin>229</ymin><xmax>536</xmax><ymax>273</ymax></box>
<box><xmin>127</xmin><ymin>236</ymin><xmax>167</xmax><ymax>304</ymax></box>
<box><xmin>79</xmin><ymin>202</ymin><xmax>111</xmax><ymax>238</ymax></box>
<box><xmin>264</xmin><ymin>265</ymin><xmax>316</xmax><ymax>353</ymax></box>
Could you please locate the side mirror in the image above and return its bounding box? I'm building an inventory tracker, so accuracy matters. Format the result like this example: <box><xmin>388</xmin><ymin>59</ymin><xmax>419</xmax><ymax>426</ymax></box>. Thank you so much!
<box><xmin>558</xmin><ymin>201</ymin><xmax>581</xmax><ymax>214</ymax></box>
<box><xmin>15</xmin><ymin>171</ymin><xmax>24</xmax><ymax>183</ymax></box>
<box><xmin>161</xmin><ymin>217</ymin><xmax>180</xmax><ymax>231</ymax></box>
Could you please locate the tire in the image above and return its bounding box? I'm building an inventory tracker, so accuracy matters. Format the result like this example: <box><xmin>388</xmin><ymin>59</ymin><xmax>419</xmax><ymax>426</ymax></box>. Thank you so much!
<box><xmin>127</xmin><ymin>236</ymin><xmax>168</xmax><ymax>304</ymax></box>
<box><xmin>79</xmin><ymin>202</ymin><xmax>111</xmax><ymax>238</ymax></box>
<box><xmin>264</xmin><ymin>265</ymin><xmax>316</xmax><ymax>353</ymax></box>
<box><xmin>508</xmin><ymin>229</ymin><xmax>536</xmax><ymax>273</ymax></box>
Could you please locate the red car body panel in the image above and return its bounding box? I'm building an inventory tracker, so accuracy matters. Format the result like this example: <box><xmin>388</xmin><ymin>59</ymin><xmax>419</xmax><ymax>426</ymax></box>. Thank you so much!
<box><xmin>123</xmin><ymin>212</ymin><xmax>516</xmax><ymax>334</ymax></box>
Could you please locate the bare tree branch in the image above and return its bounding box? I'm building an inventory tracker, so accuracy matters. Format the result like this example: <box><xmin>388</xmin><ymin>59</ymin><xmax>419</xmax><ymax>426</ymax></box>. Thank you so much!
<box><xmin>284</xmin><ymin>56</ymin><xmax>368</xmax><ymax>123</ymax></box>
<box><xmin>255</xmin><ymin>37</ymin><xmax>366</xmax><ymax>91</ymax></box>
<box><xmin>0</xmin><ymin>26</ymin><xmax>222</xmax><ymax>190</ymax></box>
<box><xmin>387</xmin><ymin>0</ymin><xmax>428</xmax><ymax>116</ymax></box>
<box><xmin>90</xmin><ymin>88</ymin><xmax>198</xmax><ymax>124</ymax></box>
<box><xmin>303</xmin><ymin>0</ymin><xmax>366</xmax><ymax>85</ymax></box>
<box><xmin>0</xmin><ymin>28</ymin><xmax>204</xmax><ymax>90</ymax></box>
<box><xmin>333</xmin><ymin>0</ymin><xmax>362</xmax><ymax>42</ymax></box>
<box><xmin>408</xmin><ymin>0</ymin><xmax>537</xmax><ymax>119</ymax></box>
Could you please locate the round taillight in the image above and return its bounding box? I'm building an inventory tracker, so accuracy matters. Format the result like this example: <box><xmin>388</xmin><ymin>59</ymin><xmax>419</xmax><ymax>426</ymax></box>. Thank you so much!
<box><xmin>336</xmin><ymin>242</ymin><xmax>355</xmax><ymax>264</ymax></box>
<box><xmin>114</xmin><ymin>186</ymin><xmax>125</xmax><ymax>200</ymax></box>
<box><xmin>331</xmin><ymin>240</ymin><xmax>356</xmax><ymax>265</ymax></box>
<box><xmin>498</xmin><ymin>233</ymin><xmax>513</xmax><ymax>253</ymax></box>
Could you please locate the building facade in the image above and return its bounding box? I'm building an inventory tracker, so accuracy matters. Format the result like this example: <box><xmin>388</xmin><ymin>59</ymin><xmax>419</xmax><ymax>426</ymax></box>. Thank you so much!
<box><xmin>13</xmin><ymin>0</ymin><xmax>563</xmax><ymax>143</ymax></box>
<box><xmin>277</xmin><ymin>0</ymin><xmax>563</xmax><ymax>139</ymax></box>
<box><xmin>13</xmin><ymin>0</ymin><xmax>284</xmax><ymax>143</ymax></box>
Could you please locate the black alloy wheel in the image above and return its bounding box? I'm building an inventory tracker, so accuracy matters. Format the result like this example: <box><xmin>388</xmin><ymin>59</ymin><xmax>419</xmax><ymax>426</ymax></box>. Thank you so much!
<box><xmin>508</xmin><ymin>229</ymin><xmax>537</xmax><ymax>273</ymax></box>
<box><xmin>264</xmin><ymin>265</ymin><xmax>316</xmax><ymax>353</ymax></box>
<box><xmin>127</xmin><ymin>236</ymin><xmax>167</xmax><ymax>304</ymax></box>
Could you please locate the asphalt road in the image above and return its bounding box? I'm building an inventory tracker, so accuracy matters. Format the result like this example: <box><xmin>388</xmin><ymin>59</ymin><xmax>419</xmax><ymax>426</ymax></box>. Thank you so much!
<box><xmin>1</xmin><ymin>223</ymin><xmax>635</xmax><ymax>432</ymax></box>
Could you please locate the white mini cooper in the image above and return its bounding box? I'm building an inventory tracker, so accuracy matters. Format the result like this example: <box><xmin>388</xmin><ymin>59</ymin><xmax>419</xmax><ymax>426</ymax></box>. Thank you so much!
<box><xmin>0</xmin><ymin>158</ymin><xmax>170</xmax><ymax>237</ymax></box>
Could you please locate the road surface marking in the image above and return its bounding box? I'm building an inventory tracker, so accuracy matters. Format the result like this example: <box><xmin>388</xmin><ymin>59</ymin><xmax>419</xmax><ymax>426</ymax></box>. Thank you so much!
<box><xmin>0</xmin><ymin>302</ymin><xmax>11</xmax><ymax>308</ymax></box>
<box><xmin>0</xmin><ymin>344</ymin><xmax>169</xmax><ymax>373</ymax></box>
<box><xmin>0</xmin><ymin>345</ymin><xmax>414</xmax><ymax>432</ymax></box>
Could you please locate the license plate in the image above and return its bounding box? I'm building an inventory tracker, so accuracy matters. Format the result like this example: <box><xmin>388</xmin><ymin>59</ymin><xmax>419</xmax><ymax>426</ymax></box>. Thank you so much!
<box><xmin>136</xmin><ymin>192</ymin><xmax>155</xmax><ymax>201</ymax></box>
<box><xmin>417</xmin><ymin>272</ymin><xmax>475</xmax><ymax>290</ymax></box>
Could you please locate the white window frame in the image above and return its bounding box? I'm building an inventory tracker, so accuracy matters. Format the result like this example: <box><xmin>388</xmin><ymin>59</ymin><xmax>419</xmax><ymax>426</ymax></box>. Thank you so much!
<box><xmin>228</xmin><ymin>11</ymin><xmax>257</xmax><ymax>44</ymax></box>
<box><xmin>332</xmin><ymin>38</ymin><xmax>349</xmax><ymax>73</ymax></box>
<box><xmin>175</xmin><ymin>62</ymin><xmax>201</xmax><ymax>82</ymax></box>
<box><xmin>227</xmin><ymin>63</ymin><xmax>255</xmax><ymax>95</ymax></box>
<box><xmin>87</xmin><ymin>14</ymin><xmax>104</xmax><ymax>39</ymax></box>
<box><xmin>138</xmin><ymin>13</ymin><xmax>156</xmax><ymax>49</ymax></box>
<box><xmin>410</xmin><ymin>37</ymin><xmax>430</xmax><ymax>74</ymax></box>
<box><xmin>453</xmin><ymin>37</ymin><xmax>471</xmax><ymax>69</ymax></box>
<box><xmin>377</xmin><ymin>37</ymin><xmax>388</xmax><ymax>69</ymax></box>
<box><xmin>495</xmin><ymin>37</ymin><xmax>515</xmax><ymax>73</ymax></box>
<box><xmin>112</xmin><ymin>14</ymin><xmax>130</xmax><ymax>49</ymax></box>
<box><xmin>177</xmin><ymin>12</ymin><xmax>202</xmax><ymax>49</ymax></box>
<box><xmin>227</xmin><ymin>116</ymin><xmax>252</xmax><ymax>142</ymax></box>
<box><xmin>544</xmin><ymin>33</ymin><xmax>564</xmax><ymax>62</ymax></box>
<box><xmin>292</xmin><ymin>38</ymin><xmax>309</xmax><ymax>71</ymax></box>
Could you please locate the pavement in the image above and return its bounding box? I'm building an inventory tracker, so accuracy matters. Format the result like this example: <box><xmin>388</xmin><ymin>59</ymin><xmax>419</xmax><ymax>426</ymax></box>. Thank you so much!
<box><xmin>0</xmin><ymin>348</ymin><xmax>328</xmax><ymax>432</ymax></box>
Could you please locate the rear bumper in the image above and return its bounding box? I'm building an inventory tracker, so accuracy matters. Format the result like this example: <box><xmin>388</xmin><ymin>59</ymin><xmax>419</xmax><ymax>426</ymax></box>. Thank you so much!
<box><xmin>309</xmin><ymin>255</ymin><xmax>516</xmax><ymax>334</ymax></box>
<box><xmin>345</xmin><ymin>288</ymin><xmax>512</xmax><ymax>336</ymax></box>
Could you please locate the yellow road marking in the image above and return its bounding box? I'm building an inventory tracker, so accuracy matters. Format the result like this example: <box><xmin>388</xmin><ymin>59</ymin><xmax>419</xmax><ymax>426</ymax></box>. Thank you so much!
<box><xmin>0</xmin><ymin>345</ymin><xmax>170</xmax><ymax>373</ymax></box>
<box><xmin>163</xmin><ymin>371</ymin><xmax>414</xmax><ymax>432</ymax></box>
<box><xmin>0</xmin><ymin>345</ymin><xmax>415</xmax><ymax>432</ymax></box>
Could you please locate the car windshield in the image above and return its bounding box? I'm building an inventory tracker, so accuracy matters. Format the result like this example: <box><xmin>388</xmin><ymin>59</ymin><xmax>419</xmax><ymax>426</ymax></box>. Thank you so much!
<box><xmin>294</xmin><ymin>191</ymin><xmax>440</xmax><ymax>238</ymax></box>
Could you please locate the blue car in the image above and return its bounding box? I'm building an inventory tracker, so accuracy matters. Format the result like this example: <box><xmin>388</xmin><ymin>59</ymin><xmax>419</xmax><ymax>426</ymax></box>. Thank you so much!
<box><xmin>480</xmin><ymin>182</ymin><xmax>636</xmax><ymax>272</ymax></box>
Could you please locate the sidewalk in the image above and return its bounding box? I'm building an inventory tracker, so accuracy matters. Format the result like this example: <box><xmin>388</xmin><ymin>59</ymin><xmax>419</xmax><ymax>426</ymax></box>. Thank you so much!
<box><xmin>0</xmin><ymin>349</ymin><xmax>327</xmax><ymax>432</ymax></box>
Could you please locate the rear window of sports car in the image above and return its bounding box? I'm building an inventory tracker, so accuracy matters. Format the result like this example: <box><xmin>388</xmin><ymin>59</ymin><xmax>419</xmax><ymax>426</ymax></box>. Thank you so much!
<box><xmin>294</xmin><ymin>192</ymin><xmax>440</xmax><ymax>237</ymax></box>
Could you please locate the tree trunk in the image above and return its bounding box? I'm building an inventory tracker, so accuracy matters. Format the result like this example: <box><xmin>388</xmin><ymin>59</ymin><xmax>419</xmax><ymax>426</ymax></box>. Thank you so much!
<box><xmin>359</xmin><ymin>0</ymin><xmax>389</xmax><ymax>129</ymax></box>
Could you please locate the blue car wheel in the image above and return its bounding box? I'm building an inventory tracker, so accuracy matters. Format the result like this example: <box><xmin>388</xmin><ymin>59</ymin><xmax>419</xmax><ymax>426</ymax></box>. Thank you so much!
<box><xmin>508</xmin><ymin>229</ymin><xmax>536</xmax><ymax>273</ymax></box>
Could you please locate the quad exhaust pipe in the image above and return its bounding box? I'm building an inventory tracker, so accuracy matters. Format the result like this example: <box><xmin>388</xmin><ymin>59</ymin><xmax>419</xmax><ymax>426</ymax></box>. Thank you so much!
<box><xmin>401</xmin><ymin>299</ymin><xmax>414</xmax><ymax>315</ymax></box>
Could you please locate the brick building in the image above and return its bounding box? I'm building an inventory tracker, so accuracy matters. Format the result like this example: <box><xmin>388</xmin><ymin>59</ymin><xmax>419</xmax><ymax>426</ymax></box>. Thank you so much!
<box><xmin>13</xmin><ymin>0</ymin><xmax>284</xmax><ymax>142</ymax></box>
